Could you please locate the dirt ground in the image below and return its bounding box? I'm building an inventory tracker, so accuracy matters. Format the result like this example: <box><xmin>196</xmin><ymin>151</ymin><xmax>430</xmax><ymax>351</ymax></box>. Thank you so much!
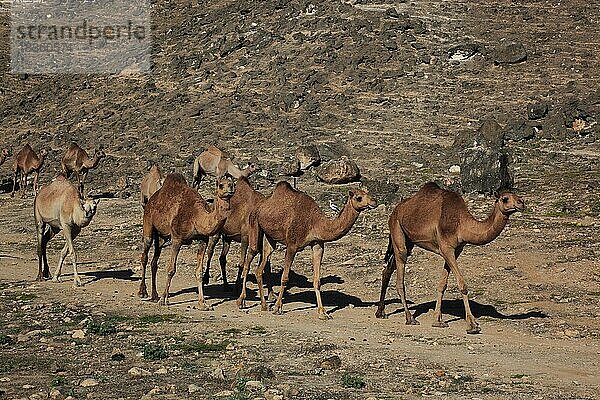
<box><xmin>1</xmin><ymin>0</ymin><xmax>600</xmax><ymax>399</ymax></box>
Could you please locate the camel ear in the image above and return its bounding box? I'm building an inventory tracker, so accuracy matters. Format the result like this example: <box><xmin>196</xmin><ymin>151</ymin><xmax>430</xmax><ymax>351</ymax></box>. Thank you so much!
<box><xmin>93</xmin><ymin>198</ymin><xmax>100</xmax><ymax>207</ymax></box>
<box><xmin>348</xmin><ymin>190</ymin><xmax>355</xmax><ymax>198</ymax></box>
<box><xmin>493</xmin><ymin>190</ymin><xmax>500</xmax><ymax>199</ymax></box>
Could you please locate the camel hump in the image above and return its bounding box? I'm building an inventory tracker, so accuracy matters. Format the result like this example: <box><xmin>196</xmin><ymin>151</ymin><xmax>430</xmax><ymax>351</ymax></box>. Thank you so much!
<box><xmin>163</xmin><ymin>173</ymin><xmax>188</xmax><ymax>187</ymax></box>
<box><xmin>206</xmin><ymin>145</ymin><xmax>224</xmax><ymax>157</ymax></box>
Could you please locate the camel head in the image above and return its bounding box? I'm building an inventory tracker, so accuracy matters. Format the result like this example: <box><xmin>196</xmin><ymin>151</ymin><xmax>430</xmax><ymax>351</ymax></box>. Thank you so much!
<box><xmin>1</xmin><ymin>148</ymin><xmax>9</xmax><ymax>157</ymax></box>
<box><xmin>495</xmin><ymin>191</ymin><xmax>525</xmax><ymax>215</ymax></box>
<box><xmin>81</xmin><ymin>198</ymin><xmax>100</xmax><ymax>219</ymax></box>
<box><xmin>94</xmin><ymin>149</ymin><xmax>106</xmax><ymax>160</ymax></box>
<box><xmin>215</xmin><ymin>176</ymin><xmax>235</xmax><ymax>200</ymax></box>
<box><xmin>348</xmin><ymin>188</ymin><xmax>377</xmax><ymax>211</ymax></box>
<box><xmin>39</xmin><ymin>149</ymin><xmax>48</xmax><ymax>157</ymax></box>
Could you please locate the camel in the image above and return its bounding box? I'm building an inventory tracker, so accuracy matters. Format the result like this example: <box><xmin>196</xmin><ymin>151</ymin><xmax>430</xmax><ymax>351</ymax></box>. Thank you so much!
<box><xmin>0</xmin><ymin>148</ymin><xmax>9</xmax><ymax>167</ymax></box>
<box><xmin>238</xmin><ymin>181</ymin><xmax>376</xmax><ymax>319</ymax></box>
<box><xmin>192</xmin><ymin>145</ymin><xmax>258</xmax><ymax>188</ymax></box>
<box><xmin>34</xmin><ymin>175</ymin><xmax>99</xmax><ymax>287</ymax></box>
<box><xmin>140</xmin><ymin>164</ymin><xmax>165</xmax><ymax>207</ymax></box>
<box><xmin>61</xmin><ymin>142</ymin><xmax>106</xmax><ymax>195</ymax></box>
<box><xmin>138</xmin><ymin>173</ymin><xmax>234</xmax><ymax>309</ymax></box>
<box><xmin>11</xmin><ymin>144</ymin><xmax>48</xmax><ymax>198</ymax></box>
<box><xmin>202</xmin><ymin>176</ymin><xmax>272</xmax><ymax>293</ymax></box>
<box><xmin>375</xmin><ymin>182</ymin><xmax>524</xmax><ymax>334</ymax></box>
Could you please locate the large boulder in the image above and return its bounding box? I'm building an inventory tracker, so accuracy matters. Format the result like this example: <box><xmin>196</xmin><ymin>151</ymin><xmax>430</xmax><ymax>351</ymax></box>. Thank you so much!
<box><xmin>315</xmin><ymin>156</ymin><xmax>360</xmax><ymax>184</ymax></box>
<box><xmin>453</xmin><ymin>119</ymin><xmax>514</xmax><ymax>194</ymax></box>
<box><xmin>492</xmin><ymin>41</ymin><xmax>527</xmax><ymax>64</ymax></box>
<box><xmin>295</xmin><ymin>145</ymin><xmax>321</xmax><ymax>170</ymax></box>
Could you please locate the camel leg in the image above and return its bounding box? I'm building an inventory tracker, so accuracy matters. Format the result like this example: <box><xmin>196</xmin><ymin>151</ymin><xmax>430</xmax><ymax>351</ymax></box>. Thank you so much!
<box><xmin>265</xmin><ymin>259</ymin><xmax>274</xmax><ymax>302</ymax></box>
<box><xmin>33</xmin><ymin>171</ymin><xmax>39</xmax><ymax>194</ymax></box>
<box><xmin>195</xmin><ymin>240</ymin><xmax>213</xmax><ymax>311</ymax></box>
<box><xmin>20</xmin><ymin>172</ymin><xmax>27</xmax><ymax>198</ymax></box>
<box><xmin>138</xmin><ymin>235</ymin><xmax>152</xmax><ymax>298</ymax></box>
<box><xmin>255</xmin><ymin>237</ymin><xmax>275</xmax><ymax>311</ymax></box>
<box><xmin>395</xmin><ymin>241</ymin><xmax>417</xmax><ymax>325</ymax></box>
<box><xmin>233</xmin><ymin>236</ymin><xmax>248</xmax><ymax>294</ymax></box>
<box><xmin>431</xmin><ymin>263</ymin><xmax>451</xmax><ymax>328</ymax></box>
<box><xmin>35</xmin><ymin>221</ymin><xmax>45</xmax><ymax>281</ymax></box>
<box><xmin>40</xmin><ymin>228</ymin><xmax>54</xmax><ymax>280</ymax></box>
<box><xmin>53</xmin><ymin>242</ymin><xmax>69</xmax><ymax>283</ymax></box>
<box><xmin>159</xmin><ymin>241</ymin><xmax>181</xmax><ymax>306</ymax></box>
<box><xmin>149</xmin><ymin>236</ymin><xmax>163</xmax><ymax>302</ymax></box>
<box><xmin>11</xmin><ymin>170</ymin><xmax>18</xmax><ymax>197</ymax></box>
<box><xmin>236</xmin><ymin>230</ymin><xmax>261</xmax><ymax>309</ymax></box>
<box><xmin>203</xmin><ymin>234</ymin><xmax>219</xmax><ymax>285</ymax></box>
<box><xmin>272</xmin><ymin>246</ymin><xmax>296</xmax><ymax>315</ymax></box>
<box><xmin>311</xmin><ymin>243</ymin><xmax>331</xmax><ymax>320</ymax></box>
<box><xmin>219</xmin><ymin>237</ymin><xmax>232</xmax><ymax>291</ymax></box>
<box><xmin>440</xmin><ymin>247</ymin><xmax>479</xmax><ymax>333</ymax></box>
<box><xmin>65</xmin><ymin>226</ymin><xmax>82</xmax><ymax>287</ymax></box>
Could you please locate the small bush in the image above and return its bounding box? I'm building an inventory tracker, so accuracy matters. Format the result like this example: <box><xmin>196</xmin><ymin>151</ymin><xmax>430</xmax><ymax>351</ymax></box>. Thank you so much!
<box><xmin>86</xmin><ymin>319</ymin><xmax>117</xmax><ymax>336</ymax></box>
<box><xmin>175</xmin><ymin>340</ymin><xmax>230</xmax><ymax>354</ymax></box>
<box><xmin>51</xmin><ymin>376</ymin><xmax>66</xmax><ymax>387</ymax></box>
<box><xmin>341</xmin><ymin>373</ymin><xmax>366</xmax><ymax>389</ymax></box>
<box><xmin>143</xmin><ymin>343</ymin><xmax>168</xmax><ymax>360</ymax></box>
<box><xmin>0</xmin><ymin>334</ymin><xmax>14</xmax><ymax>345</ymax></box>
<box><xmin>138</xmin><ymin>314</ymin><xmax>178</xmax><ymax>324</ymax></box>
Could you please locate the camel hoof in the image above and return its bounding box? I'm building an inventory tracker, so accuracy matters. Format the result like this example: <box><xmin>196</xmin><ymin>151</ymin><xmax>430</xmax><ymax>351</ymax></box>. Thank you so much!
<box><xmin>406</xmin><ymin>318</ymin><xmax>420</xmax><ymax>326</ymax></box>
<box><xmin>432</xmin><ymin>321</ymin><xmax>449</xmax><ymax>328</ymax></box>
<box><xmin>138</xmin><ymin>290</ymin><xmax>149</xmax><ymax>299</ymax></box>
<box><xmin>73</xmin><ymin>280</ymin><xmax>83</xmax><ymax>288</ymax></box>
<box><xmin>318</xmin><ymin>313</ymin><xmax>332</xmax><ymax>320</ymax></box>
<box><xmin>261</xmin><ymin>304</ymin><xmax>268</xmax><ymax>312</ymax></box>
<box><xmin>375</xmin><ymin>309</ymin><xmax>386</xmax><ymax>319</ymax></box>
<box><xmin>202</xmin><ymin>275</ymin><xmax>210</xmax><ymax>285</ymax></box>
<box><xmin>149</xmin><ymin>295</ymin><xmax>160</xmax><ymax>303</ymax></box>
<box><xmin>52</xmin><ymin>277</ymin><xmax>61</xmax><ymax>283</ymax></box>
<box><xmin>158</xmin><ymin>297</ymin><xmax>168</xmax><ymax>306</ymax></box>
<box><xmin>466</xmin><ymin>325</ymin><xmax>481</xmax><ymax>335</ymax></box>
<box><xmin>236</xmin><ymin>299</ymin><xmax>246</xmax><ymax>309</ymax></box>
<box><xmin>198</xmin><ymin>302</ymin><xmax>213</xmax><ymax>311</ymax></box>
<box><xmin>272</xmin><ymin>307</ymin><xmax>283</xmax><ymax>315</ymax></box>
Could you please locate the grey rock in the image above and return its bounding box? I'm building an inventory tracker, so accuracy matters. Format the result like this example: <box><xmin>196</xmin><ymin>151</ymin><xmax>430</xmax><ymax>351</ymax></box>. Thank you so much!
<box><xmin>460</xmin><ymin>147</ymin><xmax>513</xmax><ymax>194</ymax></box>
<box><xmin>493</xmin><ymin>41</ymin><xmax>527</xmax><ymax>64</ymax></box>
<box><xmin>316</xmin><ymin>157</ymin><xmax>361</xmax><ymax>184</ymax></box>
<box><xmin>504</xmin><ymin>118</ymin><xmax>536</xmax><ymax>142</ymax></box>
<box><xmin>527</xmin><ymin>102</ymin><xmax>548</xmax><ymax>120</ymax></box>
<box><xmin>295</xmin><ymin>145</ymin><xmax>321</xmax><ymax>170</ymax></box>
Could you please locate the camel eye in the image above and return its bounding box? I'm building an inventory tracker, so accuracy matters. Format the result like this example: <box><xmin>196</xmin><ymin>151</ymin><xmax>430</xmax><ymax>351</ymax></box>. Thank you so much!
<box><xmin>219</xmin><ymin>184</ymin><xmax>224</xmax><ymax>189</ymax></box>
<box><xmin>502</xmin><ymin>196</ymin><xmax>509</xmax><ymax>203</ymax></box>
<box><xmin>356</xmin><ymin>196</ymin><xmax>362</xmax><ymax>202</ymax></box>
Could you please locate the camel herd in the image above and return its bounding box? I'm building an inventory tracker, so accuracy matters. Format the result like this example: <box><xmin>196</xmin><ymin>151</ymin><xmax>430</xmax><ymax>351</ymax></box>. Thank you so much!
<box><xmin>0</xmin><ymin>143</ymin><xmax>525</xmax><ymax>333</ymax></box>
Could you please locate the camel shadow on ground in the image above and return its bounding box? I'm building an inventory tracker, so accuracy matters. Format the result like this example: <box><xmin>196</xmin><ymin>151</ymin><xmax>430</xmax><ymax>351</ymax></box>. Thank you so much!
<box><xmin>80</xmin><ymin>268</ymin><xmax>139</xmax><ymax>283</ymax></box>
<box><xmin>384</xmin><ymin>298</ymin><xmax>548</xmax><ymax>322</ymax></box>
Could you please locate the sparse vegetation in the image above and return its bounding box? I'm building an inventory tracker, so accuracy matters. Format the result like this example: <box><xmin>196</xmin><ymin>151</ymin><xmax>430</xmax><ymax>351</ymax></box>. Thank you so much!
<box><xmin>341</xmin><ymin>373</ymin><xmax>366</xmax><ymax>389</ymax></box>
<box><xmin>175</xmin><ymin>339</ymin><xmax>231</xmax><ymax>354</ymax></box>
<box><xmin>143</xmin><ymin>343</ymin><xmax>169</xmax><ymax>360</ymax></box>
<box><xmin>138</xmin><ymin>314</ymin><xmax>178</xmax><ymax>324</ymax></box>
<box><xmin>86</xmin><ymin>318</ymin><xmax>117</xmax><ymax>336</ymax></box>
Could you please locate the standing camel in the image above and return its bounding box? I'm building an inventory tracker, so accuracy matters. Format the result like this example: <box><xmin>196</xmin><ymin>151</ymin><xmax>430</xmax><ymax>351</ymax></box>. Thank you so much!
<box><xmin>11</xmin><ymin>144</ymin><xmax>48</xmax><ymax>198</ymax></box>
<box><xmin>375</xmin><ymin>182</ymin><xmax>524</xmax><ymax>334</ymax></box>
<box><xmin>192</xmin><ymin>145</ymin><xmax>258</xmax><ymax>188</ymax></box>
<box><xmin>138</xmin><ymin>173</ymin><xmax>234</xmax><ymax>309</ymax></box>
<box><xmin>34</xmin><ymin>175</ymin><xmax>99</xmax><ymax>286</ymax></box>
<box><xmin>202</xmin><ymin>176</ymin><xmax>271</xmax><ymax>294</ymax></box>
<box><xmin>140</xmin><ymin>163</ymin><xmax>165</xmax><ymax>207</ymax></box>
<box><xmin>61</xmin><ymin>142</ymin><xmax>106</xmax><ymax>195</ymax></box>
<box><xmin>238</xmin><ymin>181</ymin><xmax>376</xmax><ymax>319</ymax></box>
<box><xmin>0</xmin><ymin>148</ymin><xmax>9</xmax><ymax>167</ymax></box>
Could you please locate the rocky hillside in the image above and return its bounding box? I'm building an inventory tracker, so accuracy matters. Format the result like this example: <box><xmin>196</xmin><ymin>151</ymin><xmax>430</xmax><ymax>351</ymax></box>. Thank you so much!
<box><xmin>0</xmin><ymin>0</ymin><xmax>598</xmax><ymax>210</ymax></box>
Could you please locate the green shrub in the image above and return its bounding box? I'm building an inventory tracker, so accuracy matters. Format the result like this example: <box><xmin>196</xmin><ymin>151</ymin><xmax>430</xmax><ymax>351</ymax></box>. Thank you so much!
<box><xmin>341</xmin><ymin>373</ymin><xmax>366</xmax><ymax>389</ymax></box>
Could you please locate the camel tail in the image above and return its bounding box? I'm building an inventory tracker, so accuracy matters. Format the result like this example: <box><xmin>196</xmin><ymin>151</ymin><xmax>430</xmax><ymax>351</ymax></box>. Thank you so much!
<box><xmin>384</xmin><ymin>235</ymin><xmax>394</xmax><ymax>266</ymax></box>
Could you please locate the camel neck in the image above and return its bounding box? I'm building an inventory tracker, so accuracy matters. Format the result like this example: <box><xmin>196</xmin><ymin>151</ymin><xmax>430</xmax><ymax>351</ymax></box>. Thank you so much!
<box><xmin>194</xmin><ymin>196</ymin><xmax>229</xmax><ymax>236</ymax></box>
<box><xmin>461</xmin><ymin>203</ymin><xmax>508</xmax><ymax>245</ymax></box>
<box><xmin>314</xmin><ymin>199</ymin><xmax>360</xmax><ymax>242</ymax></box>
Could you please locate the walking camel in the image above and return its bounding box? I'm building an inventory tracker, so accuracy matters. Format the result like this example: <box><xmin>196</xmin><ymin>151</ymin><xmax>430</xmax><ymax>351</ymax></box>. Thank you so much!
<box><xmin>138</xmin><ymin>173</ymin><xmax>234</xmax><ymax>309</ymax></box>
<box><xmin>375</xmin><ymin>182</ymin><xmax>524</xmax><ymax>334</ymax></box>
<box><xmin>11</xmin><ymin>144</ymin><xmax>48</xmax><ymax>198</ymax></box>
<box><xmin>192</xmin><ymin>145</ymin><xmax>258</xmax><ymax>188</ymax></box>
<box><xmin>140</xmin><ymin>164</ymin><xmax>165</xmax><ymax>207</ymax></box>
<box><xmin>238</xmin><ymin>181</ymin><xmax>376</xmax><ymax>319</ymax></box>
<box><xmin>61</xmin><ymin>142</ymin><xmax>106</xmax><ymax>195</ymax></box>
<box><xmin>202</xmin><ymin>176</ymin><xmax>272</xmax><ymax>294</ymax></box>
<box><xmin>34</xmin><ymin>175</ymin><xmax>99</xmax><ymax>286</ymax></box>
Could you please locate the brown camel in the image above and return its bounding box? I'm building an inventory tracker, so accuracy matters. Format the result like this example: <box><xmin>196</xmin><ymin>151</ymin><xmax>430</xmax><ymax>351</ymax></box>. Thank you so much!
<box><xmin>138</xmin><ymin>173</ymin><xmax>234</xmax><ymax>309</ymax></box>
<box><xmin>192</xmin><ymin>145</ymin><xmax>258</xmax><ymax>188</ymax></box>
<box><xmin>140</xmin><ymin>164</ymin><xmax>165</xmax><ymax>207</ymax></box>
<box><xmin>0</xmin><ymin>148</ymin><xmax>9</xmax><ymax>167</ymax></box>
<box><xmin>61</xmin><ymin>142</ymin><xmax>106</xmax><ymax>195</ymax></box>
<box><xmin>11</xmin><ymin>144</ymin><xmax>48</xmax><ymax>198</ymax></box>
<box><xmin>375</xmin><ymin>182</ymin><xmax>524</xmax><ymax>334</ymax></box>
<box><xmin>238</xmin><ymin>181</ymin><xmax>376</xmax><ymax>319</ymax></box>
<box><xmin>202</xmin><ymin>176</ymin><xmax>272</xmax><ymax>294</ymax></box>
<box><xmin>34</xmin><ymin>175</ymin><xmax>99</xmax><ymax>286</ymax></box>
